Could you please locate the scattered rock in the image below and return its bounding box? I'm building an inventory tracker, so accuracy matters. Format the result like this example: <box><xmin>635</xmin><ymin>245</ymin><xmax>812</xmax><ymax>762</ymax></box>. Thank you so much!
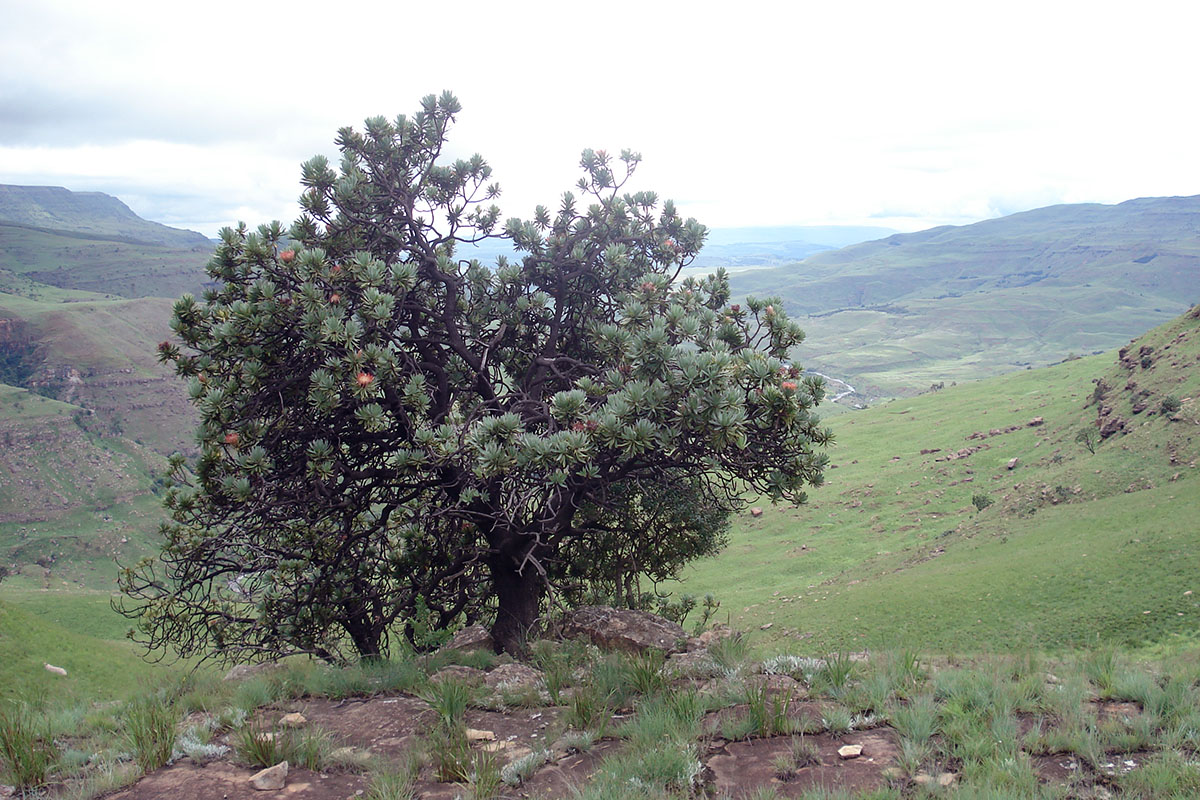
<box><xmin>485</xmin><ymin>663</ymin><xmax>543</xmax><ymax>691</ymax></box>
<box><xmin>914</xmin><ymin>773</ymin><xmax>933</xmax><ymax>786</ymax></box>
<box><xmin>440</xmin><ymin>624</ymin><xmax>494</xmax><ymax>654</ymax></box>
<box><xmin>223</xmin><ymin>662</ymin><xmax>276</xmax><ymax>682</ymax></box>
<box><xmin>43</xmin><ymin>663</ymin><xmax>67</xmax><ymax>676</ymax></box>
<box><xmin>666</xmin><ymin>649</ymin><xmax>719</xmax><ymax>678</ymax></box>
<box><xmin>330</xmin><ymin>746</ymin><xmax>370</xmax><ymax>763</ymax></box>
<box><xmin>1028</xmin><ymin>417</ymin><xmax>1044</xmax><ymax>426</ymax></box>
<box><xmin>749</xmin><ymin>507</ymin><xmax>763</xmax><ymax>518</ymax></box>
<box><xmin>837</xmin><ymin>744</ymin><xmax>863</xmax><ymax>759</ymax></box>
<box><xmin>278</xmin><ymin>712</ymin><xmax>307</xmax><ymax>728</ymax></box>
<box><xmin>429</xmin><ymin>665</ymin><xmax>486</xmax><ymax>685</ymax></box>
<box><xmin>938</xmin><ymin>772</ymin><xmax>958</xmax><ymax>787</ymax></box>
<box><xmin>465</xmin><ymin>728</ymin><xmax>496</xmax><ymax>742</ymax></box>
<box><xmin>559</xmin><ymin>606</ymin><xmax>688</xmax><ymax>654</ymax></box>
<box><xmin>0</xmin><ymin>785</ymin><xmax>14</xmax><ymax>797</ymax></box>
<box><xmin>696</xmin><ymin>623</ymin><xmax>733</xmax><ymax>649</ymax></box>
<box><xmin>759</xmin><ymin>623</ymin><xmax>773</xmax><ymax>630</ymax></box>
<box><xmin>250</xmin><ymin>761</ymin><xmax>288</xmax><ymax>790</ymax></box>
<box><xmin>1006</xmin><ymin>458</ymin><xmax>1019</xmax><ymax>470</ymax></box>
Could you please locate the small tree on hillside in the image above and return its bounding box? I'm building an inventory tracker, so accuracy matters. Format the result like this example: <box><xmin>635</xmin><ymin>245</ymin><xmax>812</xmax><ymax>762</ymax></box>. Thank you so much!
<box><xmin>118</xmin><ymin>93</ymin><xmax>831</xmax><ymax>661</ymax></box>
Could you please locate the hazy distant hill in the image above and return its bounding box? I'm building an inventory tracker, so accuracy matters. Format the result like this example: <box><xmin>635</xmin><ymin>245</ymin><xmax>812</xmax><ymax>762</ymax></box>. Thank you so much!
<box><xmin>730</xmin><ymin>195</ymin><xmax>1200</xmax><ymax>395</ymax></box>
<box><xmin>0</xmin><ymin>185</ymin><xmax>211</xmax><ymax>249</ymax></box>
<box><xmin>0</xmin><ymin>223</ymin><xmax>213</xmax><ymax>299</ymax></box>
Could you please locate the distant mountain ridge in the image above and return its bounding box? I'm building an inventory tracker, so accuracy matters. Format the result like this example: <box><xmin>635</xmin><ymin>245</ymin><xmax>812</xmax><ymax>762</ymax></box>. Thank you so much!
<box><xmin>732</xmin><ymin>194</ymin><xmax>1200</xmax><ymax>314</ymax></box>
<box><xmin>729</xmin><ymin>194</ymin><xmax>1200</xmax><ymax>395</ymax></box>
<box><xmin>0</xmin><ymin>185</ymin><xmax>210</xmax><ymax>249</ymax></box>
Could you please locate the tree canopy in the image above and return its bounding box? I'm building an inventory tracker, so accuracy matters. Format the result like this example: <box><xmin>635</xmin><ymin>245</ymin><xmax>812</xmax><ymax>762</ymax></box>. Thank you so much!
<box><xmin>118</xmin><ymin>92</ymin><xmax>831</xmax><ymax>661</ymax></box>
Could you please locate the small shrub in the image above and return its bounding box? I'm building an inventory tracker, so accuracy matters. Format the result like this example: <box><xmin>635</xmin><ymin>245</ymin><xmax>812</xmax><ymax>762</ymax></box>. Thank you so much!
<box><xmin>1161</xmin><ymin>395</ymin><xmax>1182</xmax><ymax>417</ymax></box>
<box><xmin>971</xmin><ymin>493</ymin><xmax>994</xmax><ymax>511</ymax></box>
<box><xmin>1075</xmin><ymin>427</ymin><xmax>1099</xmax><ymax>454</ymax></box>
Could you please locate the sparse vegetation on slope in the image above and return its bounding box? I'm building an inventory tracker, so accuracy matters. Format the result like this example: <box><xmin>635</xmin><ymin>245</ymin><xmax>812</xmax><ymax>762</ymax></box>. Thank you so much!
<box><xmin>3</xmin><ymin>624</ymin><xmax>1199</xmax><ymax>799</ymax></box>
<box><xmin>679</xmin><ymin>307</ymin><xmax>1200</xmax><ymax>654</ymax></box>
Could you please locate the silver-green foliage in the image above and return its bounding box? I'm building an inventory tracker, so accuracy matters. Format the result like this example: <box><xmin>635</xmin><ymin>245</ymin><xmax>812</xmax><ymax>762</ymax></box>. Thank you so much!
<box><xmin>120</xmin><ymin>92</ymin><xmax>832</xmax><ymax>662</ymax></box>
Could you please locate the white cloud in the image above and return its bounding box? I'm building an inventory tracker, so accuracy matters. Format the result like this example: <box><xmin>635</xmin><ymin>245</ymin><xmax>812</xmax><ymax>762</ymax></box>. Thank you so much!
<box><xmin>2</xmin><ymin>0</ymin><xmax>1199</xmax><ymax>237</ymax></box>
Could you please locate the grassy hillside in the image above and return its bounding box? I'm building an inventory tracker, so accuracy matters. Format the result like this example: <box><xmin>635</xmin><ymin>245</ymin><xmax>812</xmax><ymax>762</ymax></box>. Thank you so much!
<box><xmin>0</xmin><ymin>289</ymin><xmax>195</xmax><ymax>456</ymax></box>
<box><xmin>730</xmin><ymin>195</ymin><xmax>1200</xmax><ymax>396</ymax></box>
<box><xmin>0</xmin><ymin>223</ymin><xmax>211</xmax><ymax>299</ymax></box>
<box><xmin>680</xmin><ymin>306</ymin><xmax>1200</xmax><ymax>655</ymax></box>
<box><xmin>0</xmin><ymin>184</ymin><xmax>210</xmax><ymax>249</ymax></box>
<box><xmin>0</xmin><ymin>596</ymin><xmax>166</xmax><ymax>703</ymax></box>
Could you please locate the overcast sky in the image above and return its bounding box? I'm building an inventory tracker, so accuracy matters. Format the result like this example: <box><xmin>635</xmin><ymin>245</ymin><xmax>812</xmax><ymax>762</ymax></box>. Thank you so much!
<box><xmin>2</xmin><ymin>0</ymin><xmax>1198</xmax><ymax>238</ymax></box>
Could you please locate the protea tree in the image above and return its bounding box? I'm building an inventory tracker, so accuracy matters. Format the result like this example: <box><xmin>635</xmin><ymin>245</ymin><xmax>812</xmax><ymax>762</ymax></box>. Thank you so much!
<box><xmin>119</xmin><ymin>92</ymin><xmax>831</xmax><ymax>661</ymax></box>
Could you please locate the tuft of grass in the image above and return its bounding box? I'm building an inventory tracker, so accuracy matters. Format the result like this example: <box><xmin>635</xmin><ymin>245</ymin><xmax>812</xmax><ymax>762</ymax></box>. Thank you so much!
<box><xmin>708</xmin><ymin>633</ymin><xmax>749</xmax><ymax>677</ymax></box>
<box><xmin>889</xmin><ymin>693</ymin><xmax>939</xmax><ymax>744</ymax></box>
<box><xmin>422</xmin><ymin>679</ymin><xmax>473</xmax><ymax>731</ymax></box>
<box><xmin>743</xmin><ymin>681</ymin><xmax>795</xmax><ymax>737</ymax></box>
<box><xmin>0</xmin><ymin>701</ymin><xmax>59</xmax><ymax>790</ymax></box>
<box><xmin>464</xmin><ymin>749</ymin><xmax>502</xmax><ymax>800</ymax></box>
<box><xmin>813</xmin><ymin>651</ymin><xmax>856</xmax><ymax>694</ymax></box>
<box><xmin>364</xmin><ymin>756</ymin><xmax>419</xmax><ymax>800</ymax></box>
<box><xmin>235</xmin><ymin>720</ymin><xmax>280</xmax><ymax>767</ymax></box>
<box><xmin>624</xmin><ymin>649</ymin><xmax>667</xmax><ymax>696</ymax></box>
<box><xmin>123</xmin><ymin>693</ymin><xmax>178</xmax><ymax>772</ymax></box>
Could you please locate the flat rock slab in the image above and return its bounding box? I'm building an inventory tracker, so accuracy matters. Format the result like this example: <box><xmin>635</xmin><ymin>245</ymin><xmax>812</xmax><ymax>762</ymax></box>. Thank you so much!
<box><xmin>105</xmin><ymin>762</ymin><xmax>364</xmax><ymax>800</ymax></box>
<box><xmin>707</xmin><ymin>730</ymin><xmax>899</xmax><ymax>797</ymax></box>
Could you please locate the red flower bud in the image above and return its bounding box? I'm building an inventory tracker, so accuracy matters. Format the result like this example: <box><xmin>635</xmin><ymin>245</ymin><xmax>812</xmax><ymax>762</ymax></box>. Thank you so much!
<box><xmin>279</xmin><ymin>249</ymin><xmax>295</xmax><ymax>263</ymax></box>
<box><xmin>781</xmin><ymin>381</ymin><xmax>797</xmax><ymax>391</ymax></box>
<box><xmin>356</xmin><ymin>372</ymin><xmax>375</xmax><ymax>388</ymax></box>
<box><xmin>224</xmin><ymin>431</ymin><xmax>240</xmax><ymax>446</ymax></box>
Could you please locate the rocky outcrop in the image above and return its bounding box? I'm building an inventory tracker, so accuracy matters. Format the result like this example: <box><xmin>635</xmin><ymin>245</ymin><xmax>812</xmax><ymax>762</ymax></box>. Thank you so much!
<box><xmin>440</xmin><ymin>624</ymin><xmax>494</xmax><ymax>654</ymax></box>
<box><xmin>559</xmin><ymin>606</ymin><xmax>687</xmax><ymax>654</ymax></box>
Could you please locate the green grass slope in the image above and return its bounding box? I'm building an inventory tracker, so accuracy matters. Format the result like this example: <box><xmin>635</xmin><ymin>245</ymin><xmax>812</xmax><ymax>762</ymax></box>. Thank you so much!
<box><xmin>0</xmin><ymin>289</ymin><xmax>195</xmax><ymax>456</ymax></box>
<box><xmin>0</xmin><ymin>596</ymin><xmax>158</xmax><ymax>703</ymax></box>
<box><xmin>730</xmin><ymin>195</ymin><xmax>1200</xmax><ymax>396</ymax></box>
<box><xmin>0</xmin><ymin>223</ymin><xmax>211</xmax><ymax>299</ymax></box>
<box><xmin>680</xmin><ymin>306</ymin><xmax>1200</xmax><ymax>655</ymax></box>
